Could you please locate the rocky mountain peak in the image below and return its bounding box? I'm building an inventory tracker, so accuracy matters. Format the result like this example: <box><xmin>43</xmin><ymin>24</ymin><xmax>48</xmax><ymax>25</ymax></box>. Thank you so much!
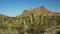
<box><xmin>17</xmin><ymin>6</ymin><xmax>60</xmax><ymax>17</ymax></box>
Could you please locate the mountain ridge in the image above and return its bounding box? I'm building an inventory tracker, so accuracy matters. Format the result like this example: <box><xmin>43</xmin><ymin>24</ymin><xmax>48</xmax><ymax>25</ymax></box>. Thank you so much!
<box><xmin>0</xmin><ymin>6</ymin><xmax>60</xmax><ymax>17</ymax></box>
<box><xmin>17</xmin><ymin>6</ymin><xmax>60</xmax><ymax>17</ymax></box>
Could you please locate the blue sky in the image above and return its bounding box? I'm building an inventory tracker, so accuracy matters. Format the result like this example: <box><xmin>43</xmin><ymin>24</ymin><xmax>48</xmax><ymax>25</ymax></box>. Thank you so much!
<box><xmin>0</xmin><ymin>0</ymin><xmax>60</xmax><ymax>17</ymax></box>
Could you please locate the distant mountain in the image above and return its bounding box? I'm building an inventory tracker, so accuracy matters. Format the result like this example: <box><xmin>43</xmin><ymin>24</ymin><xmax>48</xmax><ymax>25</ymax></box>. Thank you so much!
<box><xmin>17</xmin><ymin>6</ymin><xmax>60</xmax><ymax>17</ymax></box>
<box><xmin>0</xmin><ymin>6</ymin><xmax>60</xmax><ymax>18</ymax></box>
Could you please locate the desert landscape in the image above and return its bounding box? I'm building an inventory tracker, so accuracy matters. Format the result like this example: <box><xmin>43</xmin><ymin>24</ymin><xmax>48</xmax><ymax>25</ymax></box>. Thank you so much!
<box><xmin>0</xmin><ymin>6</ymin><xmax>60</xmax><ymax>34</ymax></box>
<box><xmin>0</xmin><ymin>0</ymin><xmax>60</xmax><ymax>34</ymax></box>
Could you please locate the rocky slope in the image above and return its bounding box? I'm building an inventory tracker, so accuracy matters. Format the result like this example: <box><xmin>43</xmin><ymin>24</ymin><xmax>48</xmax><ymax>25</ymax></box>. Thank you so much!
<box><xmin>17</xmin><ymin>6</ymin><xmax>60</xmax><ymax>17</ymax></box>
